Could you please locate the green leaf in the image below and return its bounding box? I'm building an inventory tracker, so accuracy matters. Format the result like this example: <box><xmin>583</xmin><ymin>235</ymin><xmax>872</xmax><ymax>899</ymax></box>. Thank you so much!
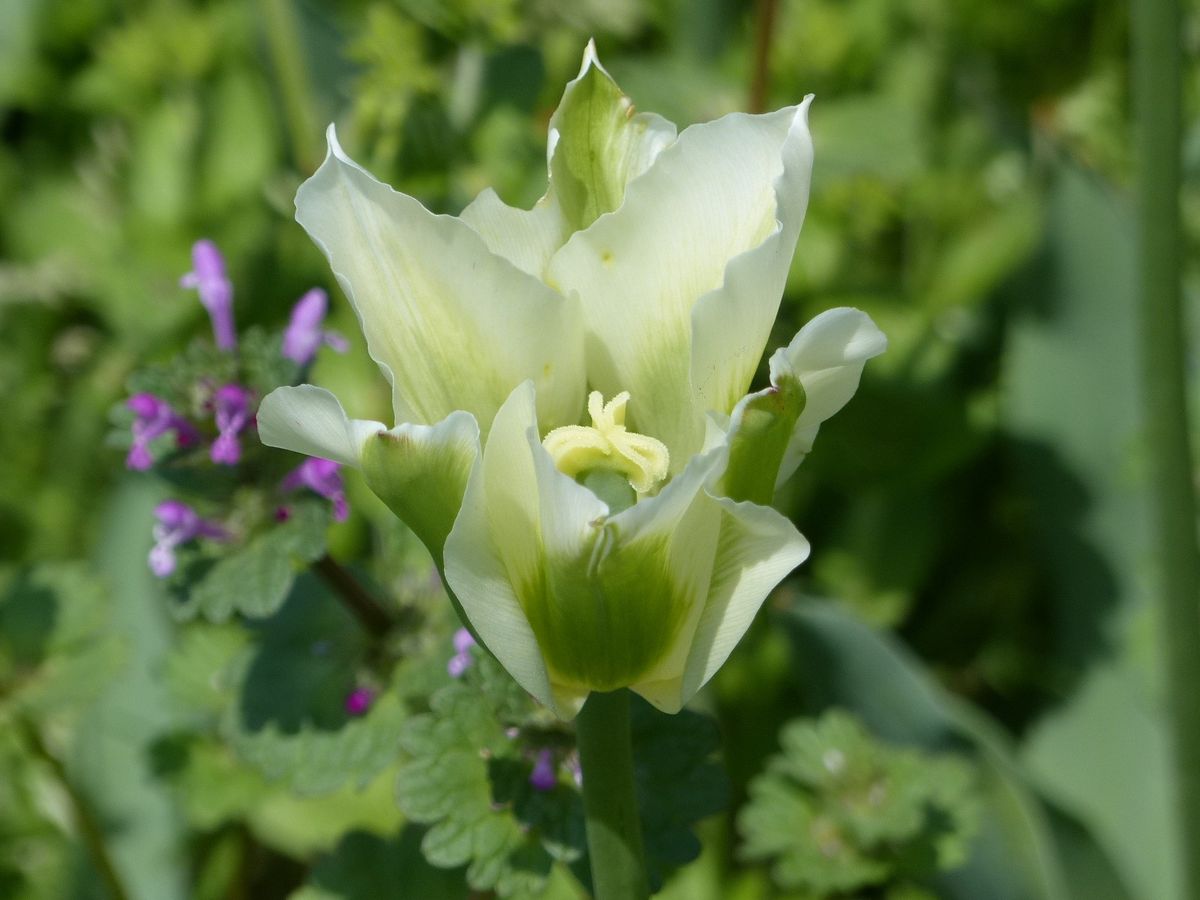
<box><xmin>291</xmin><ymin>828</ymin><xmax>468</xmax><ymax>900</ymax></box>
<box><xmin>738</xmin><ymin>710</ymin><xmax>977</xmax><ymax>895</ymax></box>
<box><xmin>1003</xmin><ymin>163</ymin><xmax>1172</xmax><ymax>900</ymax></box>
<box><xmin>781</xmin><ymin>600</ymin><xmax>1136</xmax><ymax>900</ymax></box>
<box><xmin>221</xmin><ymin>575</ymin><xmax>407</xmax><ymax>794</ymax></box>
<box><xmin>0</xmin><ymin>563</ymin><xmax>126</xmax><ymax>715</ymax></box>
<box><xmin>172</xmin><ymin>499</ymin><xmax>328</xmax><ymax>622</ymax></box>
<box><xmin>395</xmin><ymin>651</ymin><xmax>727</xmax><ymax>897</ymax></box>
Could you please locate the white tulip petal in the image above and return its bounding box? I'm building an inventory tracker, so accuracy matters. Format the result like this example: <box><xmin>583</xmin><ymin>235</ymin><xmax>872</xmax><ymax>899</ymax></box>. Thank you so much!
<box><xmin>257</xmin><ymin>385</ymin><xmax>383</xmax><ymax>468</ymax></box>
<box><xmin>443</xmin><ymin>382</ymin><xmax>569</xmax><ymax>716</ymax></box>
<box><xmin>691</xmin><ymin>98</ymin><xmax>814</xmax><ymax>418</ymax></box>
<box><xmin>295</xmin><ymin>126</ymin><xmax>584</xmax><ymax>433</ymax></box>
<box><xmin>680</xmin><ymin>495</ymin><xmax>810</xmax><ymax>701</ymax></box>
<box><xmin>459</xmin><ymin>188</ymin><xmax>568</xmax><ymax>279</ymax></box>
<box><xmin>771</xmin><ymin>307</ymin><xmax>887</xmax><ymax>485</ymax></box>
<box><xmin>361</xmin><ymin>411</ymin><xmax>480</xmax><ymax>566</ymax></box>
<box><xmin>549</xmin><ymin>103</ymin><xmax>811</xmax><ymax>465</ymax></box>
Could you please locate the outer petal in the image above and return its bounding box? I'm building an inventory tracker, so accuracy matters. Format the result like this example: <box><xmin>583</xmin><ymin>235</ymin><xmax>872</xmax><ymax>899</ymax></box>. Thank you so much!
<box><xmin>770</xmin><ymin>307</ymin><xmax>887</xmax><ymax>485</ymax></box>
<box><xmin>257</xmin><ymin>385</ymin><xmax>384</xmax><ymax>468</ymax></box>
<box><xmin>548</xmin><ymin>102</ymin><xmax>812</xmax><ymax>468</ymax></box>
<box><xmin>360</xmin><ymin>411</ymin><xmax>479</xmax><ymax>566</ymax></box>
<box><xmin>295</xmin><ymin>126</ymin><xmax>584</xmax><ymax>433</ymax></box>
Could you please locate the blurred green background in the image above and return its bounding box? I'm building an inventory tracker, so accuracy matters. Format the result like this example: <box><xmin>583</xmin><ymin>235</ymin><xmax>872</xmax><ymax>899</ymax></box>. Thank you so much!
<box><xmin>0</xmin><ymin>0</ymin><xmax>1191</xmax><ymax>897</ymax></box>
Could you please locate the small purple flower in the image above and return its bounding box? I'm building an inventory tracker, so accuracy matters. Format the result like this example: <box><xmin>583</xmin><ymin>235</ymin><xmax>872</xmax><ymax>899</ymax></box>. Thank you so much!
<box><xmin>530</xmin><ymin>749</ymin><xmax>557</xmax><ymax>792</ymax></box>
<box><xmin>345</xmin><ymin>686</ymin><xmax>375</xmax><ymax>717</ymax></box>
<box><xmin>148</xmin><ymin>500</ymin><xmax>225</xmax><ymax>577</ymax></box>
<box><xmin>211</xmin><ymin>384</ymin><xmax>253</xmax><ymax>465</ymax></box>
<box><xmin>282</xmin><ymin>288</ymin><xmax>349</xmax><ymax>366</ymax></box>
<box><xmin>447</xmin><ymin>628</ymin><xmax>476</xmax><ymax>677</ymax></box>
<box><xmin>126</xmin><ymin>393</ymin><xmax>197</xmax><ymax>471</ymax></box>
<box><xmin>180</xmin><ymin>239</ymin><xmax>236</xmax><ymax>350</ymax></box>
<box><xmin>281</xmin><ymin>457</ymin><xmax>349</xmax><ymax>521</ymax></box>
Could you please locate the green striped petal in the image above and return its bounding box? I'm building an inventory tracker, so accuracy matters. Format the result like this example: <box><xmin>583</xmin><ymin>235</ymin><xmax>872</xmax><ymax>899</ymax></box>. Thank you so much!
<box><xmin>548</xmin><ymin>102</ymin><xmax>813</xmax><ymax>468</ymax></box>
<box><xmin>769</xmin><ymin>307</ymin><xmax>887</xmax><ymax>486</ymax></box>
<box><xmin>257</xmin><ymin>385</ymin><xmax>384</xmax><ymax>467</ymax></box>
<box><xmin>295</xmin><ymin>126</ymin><xmax>584</xmax><ymax>435</ymax></box>
<box><xmin>360</xmin><ymin>411</ymin><xmax>479</xmax><ymax>567</ymax></box>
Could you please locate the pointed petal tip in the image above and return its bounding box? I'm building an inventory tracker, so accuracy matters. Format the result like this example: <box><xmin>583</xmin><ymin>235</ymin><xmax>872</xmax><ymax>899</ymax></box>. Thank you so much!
<box><xmin>324</xmin><ymin>123</ymin><xmax>350</xmax><ymax>164</ymax></box>
<box><xmin>579</xmin><ymin>38</ymin><xmax>601</xmax><ymax>77</ymax></box>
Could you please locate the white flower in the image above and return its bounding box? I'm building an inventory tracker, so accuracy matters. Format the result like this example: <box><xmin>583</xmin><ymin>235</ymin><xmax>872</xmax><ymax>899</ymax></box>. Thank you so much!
<box><xmin>258</xmin><ymin>43</ymin><xmax>886</xmax><ymax>719</ymax></box>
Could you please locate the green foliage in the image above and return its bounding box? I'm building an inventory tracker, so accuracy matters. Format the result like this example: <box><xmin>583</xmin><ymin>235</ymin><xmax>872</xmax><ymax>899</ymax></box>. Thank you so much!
<box><xmin>395</xmin><ymin>653</ymin><xmax>727</xmax><ymax>897</ymax></box>
<box><xmin>0</xmin><ymin>0</ymin><xmax>1181</xmax><ymax>897</ymax></box>
<box><xmin>168</xmin><ymin>498</ymin><xmax>328</xmax><ymax>622</ymax></box>
<box><xmin>0</xmin><ymin>563</ymin><xmax>125</xmax><ymax>716</ymax></box>
<box><xmin>739</xmin><ymin>710</ymin><xmax>978</xmax><ymax>896</ymax></box>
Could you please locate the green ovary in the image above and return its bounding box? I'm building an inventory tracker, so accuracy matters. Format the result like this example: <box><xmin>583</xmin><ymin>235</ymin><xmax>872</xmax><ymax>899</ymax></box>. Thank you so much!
<box><xmin>517</xmin><ymin>531</ymin><xmax>690</xmax><ymax>691</ymax></box>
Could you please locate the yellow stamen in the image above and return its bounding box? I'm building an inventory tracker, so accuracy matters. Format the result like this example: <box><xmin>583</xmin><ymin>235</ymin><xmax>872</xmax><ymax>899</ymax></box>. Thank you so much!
<box><xmin>542</xmin><ymin>391</ymin><xmax>670</xmax><ymax>494</ymax></box>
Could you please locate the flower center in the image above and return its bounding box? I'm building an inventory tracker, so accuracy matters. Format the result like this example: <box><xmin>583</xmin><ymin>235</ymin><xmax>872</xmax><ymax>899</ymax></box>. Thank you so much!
<box><xmin>542</xmin><ymin>391</ymin><xmax>670</xmax><ymax>496</ymax></box>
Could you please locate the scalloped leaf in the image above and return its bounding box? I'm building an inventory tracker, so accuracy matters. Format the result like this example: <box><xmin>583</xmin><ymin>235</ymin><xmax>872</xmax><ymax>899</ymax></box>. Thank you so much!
<box><xmin>170</xmin><ymin>499</ymin><xmax>328</xmax><ymax>622</ymax></box>
<box><xmin>290</xmin><ymin>828</ymin><xmax>468</xmax><ymax>900</ymax></box>
<box><xmin>395</xmin><ymin>650</ymin><xmax>728</xmax><ymax>897</ymax></box>
<box><xmin>218</xmin><ymin>574</ymin><xmax>407</xmax><ymax>794</ymax></box>
<box><xmin>737</xmin><ymin>709</ymin><xmax>979</xmax><ymax>894</ymax></box>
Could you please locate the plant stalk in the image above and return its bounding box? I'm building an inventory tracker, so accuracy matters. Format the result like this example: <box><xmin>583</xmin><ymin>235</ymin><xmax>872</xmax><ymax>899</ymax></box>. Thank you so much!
<box><xmin>258</xmin><ymin>0</ymin><xmax>321</xmax><ymax>173</ymax></box>
<box><xmin>313</xmin><ymin>554</ymin><xmax>394</xmax><ymax>637</ymax></box>
<box><xmin>575</xmin><ymin>690</ymin><xmax>649</xmax><ymax>900</ymax></box>
<box><xmin>1132</xmin><ymin>0</ymin><xmax>1200</xmax><ymax>894</ymax></box>
<box><xmin>19</xmin><ymin>718</ymin><xmax>132</xmax><ymax>900</ymax></box>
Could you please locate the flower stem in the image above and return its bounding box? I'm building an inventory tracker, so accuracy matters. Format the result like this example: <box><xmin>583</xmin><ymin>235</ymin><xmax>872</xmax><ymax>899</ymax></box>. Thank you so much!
<box><xmin>1132</xmin><ymin>0</ymin><xmax>1200</xmax><ymax>893</ymax></box>
<box><xmin>575</xmin><ymin>690</ymin><xmax>649</xmax><ymax>900</ymax></box>
<box><xmin>748</xmin><ymin>0</ymin><xmax>779</xmax><ymax>113</ymax></box>
<box><xmin>18</xmin><ymin>718</ymin><xmax>132</xmax><ymax>900</ymax></box>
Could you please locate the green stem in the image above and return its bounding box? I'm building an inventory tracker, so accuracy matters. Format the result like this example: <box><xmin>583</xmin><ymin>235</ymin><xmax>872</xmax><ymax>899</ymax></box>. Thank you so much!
<box><xmin>258</xmin><ymin>0</ymin><xmax>320</xmax><ymax>172</ymax></box>
<box><xmin>1132</xmin><ymin>0</ymin><xmax>1200</xmax><ymax>894</ymax></box>
<box><xmin>748</xmin><ymin>0</ymin><xmax>779</xmax><ymax>113</ymax></box>
<box><xmin>18</xmin><ymin>718</ymin><xmax>131</xmax><ymax>900</ymax></box>
<box><xmin>575</xmin><ymin>690</ymin><xmax>649</xmax><ymax>900</ymax></box>
<box><xmin>313</xmin><ymin>554</ymin><xmax>395</xmax><ymax>638</ymax></box>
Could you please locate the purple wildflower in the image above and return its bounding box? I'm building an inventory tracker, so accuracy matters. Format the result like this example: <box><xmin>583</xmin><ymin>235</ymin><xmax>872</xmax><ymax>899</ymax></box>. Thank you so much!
<box><xmin>345</xmin><ymin>686</ymin><xmax>375</xmax><ymax>717</ymax></box>
<box><xmin>210</xmin><ymin>384</ymin><xmax>253</xmax><ymax>465</ymax></box>
<box><xmin>447</xmin><ymin>628</ymin><xmax>476</xmax><ymax>677</ymax></box>
<box><xmin>180</xmin><ymin>239</ymin><xmax>236</xmax><ymax>350</ymax></box>
<box><xmin>126</xmin><ymin>393</ymin><xmax>197</xmax><ymax>471</ymax></box>
<box><xmin>281</xmin><ymin>457</ymin><xmax>349</xmax><ymax>521</ymax></box>
<box><xmin>148</xmin><ymin>500</ymin><xmax>225</xmax><ymax>577</ymax></box>
<box><xmin>530</xmin><ymin>749</ymin><xmax>557</xmax><ymax>792</ymax></box>
<box><xmin>282</xmin><ymin>288</ymin><xmax>348</xmax><ymax>366</ymax></box>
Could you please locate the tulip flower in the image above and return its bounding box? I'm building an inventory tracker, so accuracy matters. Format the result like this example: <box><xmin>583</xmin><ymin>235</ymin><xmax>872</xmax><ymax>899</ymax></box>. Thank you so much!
<box><xmin>258</xmin><ymin>44</ymin><xmax>885</xmax><ymax>720</ymax></box>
